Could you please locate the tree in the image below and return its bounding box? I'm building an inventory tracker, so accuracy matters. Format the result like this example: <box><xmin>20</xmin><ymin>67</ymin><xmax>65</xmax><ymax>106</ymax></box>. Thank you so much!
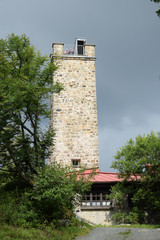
<box><xmin>30</xmin><ymin>164</ymin><xmax>94</xmax><ymax>222</ymax></box>
<box><xmin>111</xmin><ymin>132</ymin><xmax>160</xmax><ymax>223</ymax></box>
<box><xmin>151</xmin><ymin>0</ymin><xmax>160</xmax><ymax>17</ymax></box>
<box><xmin>0</xmin><ymin>34</ymin><xmax>95</xmax><ymax>226</ymax></box>
<box><xmin>0</xmin><ymin>34</ymin><xmax>62</xmax><ymax>185</ymax></box>
<box><xmin>0</xmin><ymin>164</ymin><xmax>94</xmax><ymax>226</ymax></box>
<box><xmin>112</xmin><ymin>131</ymin><xmax>160</xmax><ymax>180</ymax></box>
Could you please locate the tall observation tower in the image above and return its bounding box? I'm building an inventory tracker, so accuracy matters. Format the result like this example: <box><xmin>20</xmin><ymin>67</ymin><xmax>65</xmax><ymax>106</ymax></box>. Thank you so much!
<box><xmin>49</xmin><ymin>38</ymin><xmax>99</xmax><ymax>169</ymax></box>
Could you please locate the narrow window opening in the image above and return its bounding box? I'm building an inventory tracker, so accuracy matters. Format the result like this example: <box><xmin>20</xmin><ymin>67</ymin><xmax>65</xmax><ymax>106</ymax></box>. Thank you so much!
<box><xmin>72</xmin><ymin>159</ymin><xmax>81</xmax><ymax>167</ymax></box>
<box><xmin>77</xmin><ymin>40</ymin><xmax>84</xmax><ymax>55</ymax></box>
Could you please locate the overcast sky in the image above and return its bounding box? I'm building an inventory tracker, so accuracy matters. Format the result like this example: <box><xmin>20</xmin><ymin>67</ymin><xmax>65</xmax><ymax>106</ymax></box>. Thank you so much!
<box><xmin>1</xmin><ymin>0</ymin><xmax>160</xmax><ymax>172</ymax></box>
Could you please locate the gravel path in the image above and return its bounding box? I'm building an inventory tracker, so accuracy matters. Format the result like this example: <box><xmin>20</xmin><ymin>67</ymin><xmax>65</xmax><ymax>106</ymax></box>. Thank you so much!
<box><xmin>76</xmin><ymin>227</ymin><xmax>160</xmax><ymax>240</ymax></box>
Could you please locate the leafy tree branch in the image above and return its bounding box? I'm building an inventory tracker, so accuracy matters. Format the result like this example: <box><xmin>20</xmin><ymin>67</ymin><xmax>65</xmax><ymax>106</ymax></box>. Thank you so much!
<box><xmin>0</xmin><ymin>34</ymin><xmax>63</xmax><ymax>184</ymax></box>
<box><xmin>151</xmin><ymin>0</ymin><xmax>160</xmax><ymax>16</ymax></box>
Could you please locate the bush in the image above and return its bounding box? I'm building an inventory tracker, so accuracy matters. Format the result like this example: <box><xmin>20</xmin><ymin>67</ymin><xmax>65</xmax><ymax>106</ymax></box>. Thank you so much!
<box><xmin>111</xmin><ymin>132</ymin><xmax>160</xmax><ymax>224</ymax></box>
<box><xmin>127</xmin><ymin>210</ymin><xmax>140</xmax><ymax>224</ymax></box>
<box><xmin>0</xmin><ymin>189</ymin><xmax>41</xmax><ymax>227</ymax></box>
<box><xmin>112</xmin><ymin>208</ymin><xmax>145</xmax><ymax>225</ymax></box>
<box><xmin>30</xmin><ymin>164</ymin><xmax>93</xmax><ymax>222</ymax></box>
<box><xmin>0</xmin><ymin>164</ymin><xmax>94</xmax><ymax>227</ymax></box>
<box><xmin>112</xmin><ymin>211</ymin><xmax>129</xmax><ymax>224</ymax></box>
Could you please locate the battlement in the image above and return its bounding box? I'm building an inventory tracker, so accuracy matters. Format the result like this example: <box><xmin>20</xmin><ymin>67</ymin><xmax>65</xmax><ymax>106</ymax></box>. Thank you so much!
<box><xmin>52</xmin><ymin>38</ymin><xmax>95</xmax><ymax>58</ymax></box>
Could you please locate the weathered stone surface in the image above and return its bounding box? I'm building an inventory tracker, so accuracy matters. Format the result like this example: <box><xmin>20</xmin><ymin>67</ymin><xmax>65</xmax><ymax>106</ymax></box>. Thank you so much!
<box><xmin>76</xmin><ymin>209</ymin><xmax>113</xmax><ymax>226</ymax></box>
<box><xmin>49</xmin><ymin>43</ymin><xmax>99</xmax><ymax>169</ymax></box>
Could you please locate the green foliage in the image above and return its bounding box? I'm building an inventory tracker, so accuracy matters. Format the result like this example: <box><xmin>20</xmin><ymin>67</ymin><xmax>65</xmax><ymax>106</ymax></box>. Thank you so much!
<box><xmin>0</xmin><ymin>187</ymin><xmax>40</xmax><ymax>228</ymax></box>
<box><xmin>30</xmin><ymin>164</ymin><xmax>93</xmax><ymax>222</ymax></box>
<box><xmin>119</xmin><ymin>229</ymin><xmax>131</xmax><ymax>237</ymax></box>
<box><xmin>112</xmin><ymin>209</ymin><xmax>142</xmax><ymax>225</ymax></box>
<box><xmin>0</xmin><ymin>33</ymin><xmax>63</xmax><ymax>185</ymax></box>
<box><xmin>127</xmin><ymin>211</ymin><xmax>139</xmax><ymax>224</ymax></box>
<box><xmin>0</xmin><ymin>164</ymin><xmax>94</xmax><ymax>227</ymax></box>
<box><xmin>112</xmin><ymin>131</ymin><xmax>160</xmax><ymax>181</ymax></box>
<box><xmin>151</xmin><ymin>0</ymin><xmax>160</xmax><ymax>17</ymax></box>
<box><xmin>112</xmin><ymin>211</ymin><xmax>128</xmax><ymax>224</ymax></box>
<box><xmin>0</xmin><ymin>34</ymin><xmax>94</xmax><ymax>228</ymax></box>
<box><xmin>0</xmin><ymin>223</ymin><xmax>93</xmax><ymax>240</ymax></box>
<box><xmin>109</xmin><ymin>184</ymin><xmax>127</xmax><ymax>210</ymax></box>
<box><xmin>111</xmin><ymin>131</ymin><xmax>160</xmax><ymax>224</ymax></box>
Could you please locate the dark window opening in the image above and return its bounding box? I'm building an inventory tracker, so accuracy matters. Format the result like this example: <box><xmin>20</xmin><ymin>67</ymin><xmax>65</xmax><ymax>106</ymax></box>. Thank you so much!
<box><xmin>72</xmin><ymin>159</ymin><xmax>80</xmax><ymax>167</ymax></box>
<box><xmin>77</xmin><ymin>40</ymin><xmax>84</xmax><ymax>55</ymax></box>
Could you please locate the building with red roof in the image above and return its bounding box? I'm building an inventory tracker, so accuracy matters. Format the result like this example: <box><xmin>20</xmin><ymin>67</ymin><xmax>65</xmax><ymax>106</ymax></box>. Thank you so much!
<box><xmin>76</xmin><ymin>168</ymin><xmax>140</xmax><ymax>225</ymax></box>
<box><xmin>75</xmin><ymin>168</ymin><xmax>122</xmax><ymax>225</ymax></box>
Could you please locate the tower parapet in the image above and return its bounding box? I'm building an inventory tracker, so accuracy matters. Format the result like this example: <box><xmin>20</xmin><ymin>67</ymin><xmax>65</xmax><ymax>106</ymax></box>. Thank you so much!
<box><xmin>52</xmin><ymin>38</ymin><xmax>95</xmax><ymax>58</ymax></box>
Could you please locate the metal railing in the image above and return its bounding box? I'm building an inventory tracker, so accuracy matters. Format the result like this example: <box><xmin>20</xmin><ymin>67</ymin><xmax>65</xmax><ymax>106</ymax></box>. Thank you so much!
<box><xmin>63</xmin><ymin>44</ymin><xmax>84</xmax><ymax>56</ymax></box>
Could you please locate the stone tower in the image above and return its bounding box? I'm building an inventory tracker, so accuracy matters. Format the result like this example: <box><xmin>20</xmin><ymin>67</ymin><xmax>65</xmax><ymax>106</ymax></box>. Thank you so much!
<box><xmin>50</xmin><ymin>38</ymin><xmax>99</xmax><ymax>169</ymax></box>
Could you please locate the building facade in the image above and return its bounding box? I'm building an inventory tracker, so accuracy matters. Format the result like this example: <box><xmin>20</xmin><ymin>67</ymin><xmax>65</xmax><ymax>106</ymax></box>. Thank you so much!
<box><xmin>49</xmin><ymin>39</ymin><xmax>99</xmax><ymax>169</ymax></box>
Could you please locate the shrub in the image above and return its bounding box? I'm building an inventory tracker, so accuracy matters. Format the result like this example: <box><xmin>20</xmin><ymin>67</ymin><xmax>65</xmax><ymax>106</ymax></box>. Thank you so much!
<box><xmin>127</xmin><ymin>210</ymin><xmax>140</xmax><ymax>224</ymax></box>
<box><xmin>0</xmin><ymin>189</ymin><xmax>41</xmax><ymax>227</ymax></box>
<box><xmin>111</xmin><ymin>208</ymin><xmax>145</xmax><ymax>225</ymax></box>
<box><xmin>0</xmin><ymin>164</ymin><xmax>94</xmax><ymax>227</ymax></box>
<box><xmin>112</xmin><ymin>211</ymin><xmax>129</xmax><ymax>224</ymax></box>
<box><xmin>30</xmin><ymin>164</ymin><xmax>93</xmax><ymax>222</ymax></box>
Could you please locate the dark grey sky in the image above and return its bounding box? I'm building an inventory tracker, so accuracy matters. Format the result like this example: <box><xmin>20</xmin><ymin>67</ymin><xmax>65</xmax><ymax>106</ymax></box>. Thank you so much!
<box><xmin>1</xmin><ymin>0</ymin><xmax>160</xmax><ymax>171</ymax></box>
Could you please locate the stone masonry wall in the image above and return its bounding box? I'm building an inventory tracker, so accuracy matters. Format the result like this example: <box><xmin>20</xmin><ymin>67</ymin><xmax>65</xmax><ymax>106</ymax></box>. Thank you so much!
<box><xmin>77</xmin><ymin>209</ymin><xmax>113</xmax><ymax>226</ymax></box>
<box><xmin>50</xmin><ymin>51</ymin><xmax>99</xmax><ymax>168</ymax></box>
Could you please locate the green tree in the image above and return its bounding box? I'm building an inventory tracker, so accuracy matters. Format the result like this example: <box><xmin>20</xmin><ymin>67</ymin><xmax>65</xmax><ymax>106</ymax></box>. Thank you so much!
<box><xmin>0</xmin><ymin>34</ymin><xmax>94</xmax><ymax>225</ymax></box>
<box><xmin>0</xmin><ymin>164</ymin><xmax>94</xmax><ymax>226</ymax></box>
<box><xmin>30</xmin><ymin>164</ymin><xmax>94</xmax><ymax>222</ymax></box>
<box><xmin>111</xmin><ymin>132</ymin><xmax>160</xmax><ymax>223</ymax></box>
<box><xmin>0</xmin><ymin>34</ymin><xmax>62</xmax><ymax>185</ymax></box>
<box><xmin>151</xmin><ymin>0</ymin><xmax>160</xmax><ymax>17</ymax></box>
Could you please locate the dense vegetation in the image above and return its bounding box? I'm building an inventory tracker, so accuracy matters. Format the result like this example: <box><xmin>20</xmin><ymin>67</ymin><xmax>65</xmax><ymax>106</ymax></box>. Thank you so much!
<box><xmin>0</xmin><ymin>34</ymin><xmax>93</xmax><ymax>234</ymax></box>
<box><xmin>110</xmin><ymin>132</ymin><xmax>160</xmax><ymax>224</ymax></box>
<box><xmin>0</xmin><ymin>33</ymin><xmax>62</xmax><ymax>185</ymax></box>
<box><xmin>0</xmin><ymin>223</ymin><xmax>93</xmax><ymax>240</ymax></box>
<box><xmin>0</xmin><ymin>164</ymin><xmax>94</xmax><ymax>227</ymax></box>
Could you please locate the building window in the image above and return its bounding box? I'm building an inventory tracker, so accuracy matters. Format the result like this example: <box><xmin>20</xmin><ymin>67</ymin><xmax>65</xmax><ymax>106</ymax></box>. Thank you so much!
<box><xmin>72</xmin><ymin>159</ymin><xmax>80</xmax><ymax>167</ymax></box>
<box><xmin>81</xmin><ymin>193</ymin><xmax>113</xmax><ymax>209</ymax></box>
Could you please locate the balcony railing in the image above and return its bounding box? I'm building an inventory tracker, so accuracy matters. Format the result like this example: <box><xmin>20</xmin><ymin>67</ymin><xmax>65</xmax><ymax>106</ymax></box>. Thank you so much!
<box><xmin>63</xmin><ymin>44</ymin><xmax>84</xmax><ymax>56</ymax></box>
<box><xmin>81</xmin><ymin>193</ymin><xmax>113</xmax><ymax>209</ymax></box>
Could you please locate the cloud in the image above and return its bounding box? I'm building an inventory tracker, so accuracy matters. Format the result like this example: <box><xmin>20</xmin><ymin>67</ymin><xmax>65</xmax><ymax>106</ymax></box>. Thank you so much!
<box><xmin>99</xmin><ymin>113</ymin><xmax>160</xmax><ymax>172</ymax></box>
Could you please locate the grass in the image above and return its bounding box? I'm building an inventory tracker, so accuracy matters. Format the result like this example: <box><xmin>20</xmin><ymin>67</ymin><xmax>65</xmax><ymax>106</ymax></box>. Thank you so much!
<box><xmin>119</xmin><ymin>229</ymin><xmax>131</xmax><ymax>236</ymax></box>
<box><xmin>110</xmin><ymin>224</ymin><xmax>160</xmax><ymax>229</ymax></box>
<box><xmin>1</xmin><ymin>223</ymin><xmax>160</xmax><ymax>240</ymax></box>
<box><xmin>0</xmin><ymin>224</ymin><xmax>93</xmax><ymax>240</ymax></box>
<box><xmin>118</xmin><ymin>229</ymin><xmax>132</xmax><ymax>240</ymax></box>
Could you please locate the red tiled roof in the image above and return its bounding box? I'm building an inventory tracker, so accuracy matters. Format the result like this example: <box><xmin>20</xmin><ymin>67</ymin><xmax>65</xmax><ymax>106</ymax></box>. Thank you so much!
<box><xmin>78</xmin><ymin>168</ymin><xmax>123</xmax><ymax>183</ymax></box>
<box><xmin>91</xmin><ymin>172</ymin><xmax>123</xmax><ymax>183</ymax></box>
<box><xmin>78</xmin><ymin>168</ymin><xmax>140</xmax><ymax>183</ymax></box>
